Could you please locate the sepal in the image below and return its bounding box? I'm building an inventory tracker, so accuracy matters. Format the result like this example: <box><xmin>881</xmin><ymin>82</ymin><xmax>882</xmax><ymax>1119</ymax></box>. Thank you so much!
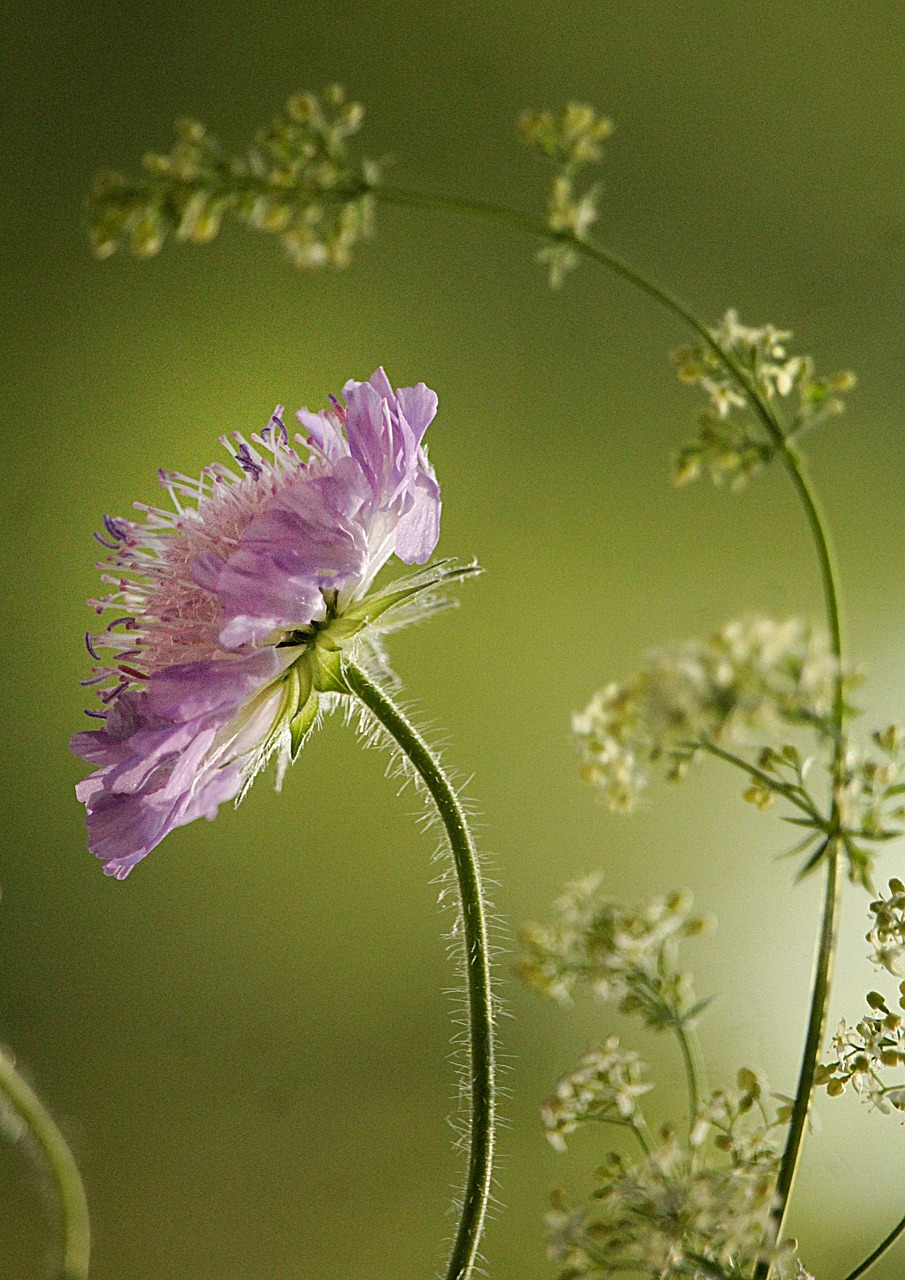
<box><xmin>289</xmin><ymin>693</ymin><xmax>319</xmax><ymax>761</ymax></box>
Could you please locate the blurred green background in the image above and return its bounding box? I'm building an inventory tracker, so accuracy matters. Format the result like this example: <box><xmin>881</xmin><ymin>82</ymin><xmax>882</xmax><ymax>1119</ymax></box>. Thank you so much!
<box><xmin>2</xmin><ymin>2</ymin><xmax>905</xmax><ymax>1276</ymax></box>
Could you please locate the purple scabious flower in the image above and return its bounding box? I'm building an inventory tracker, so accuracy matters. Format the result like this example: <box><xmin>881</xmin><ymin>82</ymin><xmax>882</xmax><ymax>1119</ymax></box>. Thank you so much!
<box><xmin>73</xmin><ymin>369</ymin><xmax>462</xmax><ymax>878</ymax></box>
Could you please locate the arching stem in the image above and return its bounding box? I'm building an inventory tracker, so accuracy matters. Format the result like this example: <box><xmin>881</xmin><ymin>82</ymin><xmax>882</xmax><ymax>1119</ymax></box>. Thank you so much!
<box><xmin>374</xmin><ymin>181</ymin><xmax>850</xmax><ymax>1275</ymax></box>
<box><xmin>0</xmin><ymin>1047</ymin><xmax>90</xmax><ymax>1279</ymax></box>
<box><xmin>342</xmin><ymin>659</ymin><xmax>495</xmax><ymax>1280</ymax></box>
<box><xmin>842</xmin><ymin>1210</ymin><xmax>905</xmax><ymax>1280</ymax></box>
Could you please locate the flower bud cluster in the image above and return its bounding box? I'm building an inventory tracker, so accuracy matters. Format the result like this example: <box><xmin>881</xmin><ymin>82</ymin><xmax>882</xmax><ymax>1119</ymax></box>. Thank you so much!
<box><xmin>88</xmin><ymin>85</ymin><xmax>380</xmax><ymax>268</ymax></box>
<box><xmin>671</xmin><ymin>309</ymin><xmax>856</xmax><ymax>488</ymax></box>
<box><xmin>818</xmin><ymin>882</ymin><xmax>905</xmax><ymax>1115</ymax></box>
<box><xmin>818</xmin><ymin>988</ymin><xmax>905</xmax><ymax>1114</ymax></box>
<box><xmin>542</xmin><ymin>1037</ymin><xmax>652</xmax><ymax>1151</ymax></box>
<box><xmin>834</xmin><ymin>730</ymin><xmax>905</xmax><ymax>887</ymax></box>
<box><xmin>573</xmin><ymin>617</ymin><xmax>836</xmax><ymax>811</ymax></box>
<box><xmin>516</xmin><ymin>875</ymin><xmax>710</xmax><ymax>1030</ymax></box>
<box><xmin>545</xmin><ymin>1079</ymin><xmax>801</xmax><ymax>1280</ymax></box>
<box><xmin>867</xmin><ymin>877</ymin><xmax>905</xmax><ymax>974</ymax></box>
<box><xmin>520</xmin><ymin>102</ymin><xmax>613</xmax><ymax>287</ymax></box>
<box><xmin>690</xmin><ymin>1069</ymin><xmax>792</xmax><ymax>1157</ymax></box>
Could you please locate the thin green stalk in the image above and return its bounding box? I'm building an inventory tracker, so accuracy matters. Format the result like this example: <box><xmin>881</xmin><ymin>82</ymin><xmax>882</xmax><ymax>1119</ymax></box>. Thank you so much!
<box><xmin>755</xmin><ymin>842</ymin><xmax>841</xmax><ymax>1278</ymax></box>
<box><xmin>693</xmin><ymin>739</ymin><xmax>824</xmax><ymax>822</ymax></box>
<box><xmin>592</xmin><ymin>1113</ymin><xmax>653</xmax><ymax>1159</ymax></box>
<box><xmin>0</xmin><ymin>1047</ymin><xmax>90</xmax><ymax>1279</ymax></box>
<box><xmin>342</xmin><ymin>659</ymin><xmax>495</xmax><ymax>1280</ymax></box>
<box><xmin>842</xmin><ymin>1211</ymin><xmax>905</xmax><ymax>1280</ymax></box>
<box><xmin>674</xmin><ymin>1021</ymin><xmax>702</xmax><ymax>1124</ymax></box>
<box><xmin>376</xmin><ymin>181</ymin><xmax>849</xmax><ymax>1275</ymax></box>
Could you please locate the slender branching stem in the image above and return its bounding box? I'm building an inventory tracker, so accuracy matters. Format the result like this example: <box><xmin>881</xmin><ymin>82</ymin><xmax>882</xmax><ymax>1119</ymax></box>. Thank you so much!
<box><xmin>0</xmin><ymin>1047</ymin><xmax>90</xmax><ymax>1280</ymax></box>
<box><xmin>375</xmin><ymin>181</ymin><xmax>851</xmax><ymax>1276</ymax></box>
<box><xmin>342</xmin><ymin>660</ymin><xmax>495</xmax><ymax>1280</ymax></box>
<box><xmin>692</xmin><ymin>739</ymin><xmax>824</xmax><ymax>822</ymax></box>
<box><xmin>674</xmin><ymin>1021</ymin><xmax>702</xmax><ymax>1125</ymax></box>
<box><xmin>592</xmin><ymin>1113</ymin><xmax>653</xmax><ymax>1159</ymax></box>
<box><xmin>842</xmin><ymin>1211</ymin><xmax>905</xmax><ymax>1280</ymax></box>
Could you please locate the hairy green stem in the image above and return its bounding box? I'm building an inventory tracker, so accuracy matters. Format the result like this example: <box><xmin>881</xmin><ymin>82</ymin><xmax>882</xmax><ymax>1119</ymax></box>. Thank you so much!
<box><xmin>842</xmin><ymin>1211</ymin><xmax>905</xmax><ymax>1280</ymax></box>
<box><xmin>342</xmin><ymin>660</ymin><xmax>495</xmax><ymax>1280</ymax></box>
<box><xmin>0</xmin><ymin>1047</ymin><xmax>90</xmax><ymax>1279</ymax></box>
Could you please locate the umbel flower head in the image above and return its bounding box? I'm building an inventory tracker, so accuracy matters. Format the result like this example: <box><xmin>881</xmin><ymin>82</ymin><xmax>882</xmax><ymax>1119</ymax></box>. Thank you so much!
<box><xmin>72</xmin><ymin>369</ymin><xmax>473</xmax><ymax>878</ymax></box>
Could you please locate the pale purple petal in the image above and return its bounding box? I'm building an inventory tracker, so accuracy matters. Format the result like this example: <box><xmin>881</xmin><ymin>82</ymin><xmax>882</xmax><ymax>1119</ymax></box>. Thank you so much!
<box><xmin>394</xmin><ymin>383</ymin><xmax>438</xmax><ymax>449</ymax></box>
<box><xmin>72</xmin><ymin>650</ymin><xmax>293</xmax><ymax>875</ymax></box>
<box><xmin>343</xmin><ymin>379</ymin><xmax>398</xmax><ymax>498</ymax></box>
<box><xmin>364</xmin><ymin>367</ymin><xmax>395</xmax><ymax>400</ymax></box>
<box><xmin>394</xmin><ymin>469</ymin><xmax>442</xmax><ymax>563</ymax></box>
<box><xmin>212</xmin><ymin>459</ymin><xmax>372</xmax><ymax>647</ymax></box>
<box><xmin>295</xmin><ymin>407</ymin><xmax>348</xmax><ymax>461</ymax></box>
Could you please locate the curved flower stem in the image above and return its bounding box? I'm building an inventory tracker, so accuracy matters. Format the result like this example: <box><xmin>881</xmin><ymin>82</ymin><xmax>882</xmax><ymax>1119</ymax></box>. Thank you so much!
<box><xmin>342</xmin><ymin>660</ymin><xmax>495</xmax><ymax>1280</ymax></box>
<box><xmin>376</xmin><ymin>181</ymin><xmax>850</xmax><ymax>1274</ymax></box>
<box><xmin>842</xmin><ymin>1210</ymin><xmax>905</xmax><ymax>1280</ymax></box>
<box><xmin>0</xmin><ymin>1047</ymin><xmax>90</xmax><ymax>1279</ymax></box>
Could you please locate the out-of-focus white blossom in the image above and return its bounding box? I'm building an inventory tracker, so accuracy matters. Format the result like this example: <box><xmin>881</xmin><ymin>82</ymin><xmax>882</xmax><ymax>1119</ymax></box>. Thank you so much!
<box><xmin>573</xmin><ymin>616</ymin><xmax>836</xmax><ymax>812</ymax></box>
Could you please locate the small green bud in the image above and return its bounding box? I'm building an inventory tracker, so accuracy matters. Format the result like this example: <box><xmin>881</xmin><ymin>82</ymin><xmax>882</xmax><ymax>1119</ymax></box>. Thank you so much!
<box><xmin>743</xmin><ymin>784</ymin><xmax>775</xmax><ymax>810</ymax></box>
<box><xmin>129</xmin><ymin>208</ymin><xmax>165</xmax><ymax>258</ymax></box>
<box><xmin>666</xmin><ymin>890</ymin><xmax>692</xmax><ymax>913</ymax></box>
<box><xmin>175</xmin><ymin>117</ymin><xmax>206</xmax><ymax>144</ymax></box>
<box><xmin>737</xmin><ymin>1067</ymin><xmax>760</xmax><ymax>1096</ymax></box>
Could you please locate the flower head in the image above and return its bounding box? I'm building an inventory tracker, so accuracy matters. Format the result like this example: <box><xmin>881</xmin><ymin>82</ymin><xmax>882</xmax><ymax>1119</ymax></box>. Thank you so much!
<box><xmin>73</xmin><ymin>369</ymin><xmax>472</xmax><ymax>878</ymax></box>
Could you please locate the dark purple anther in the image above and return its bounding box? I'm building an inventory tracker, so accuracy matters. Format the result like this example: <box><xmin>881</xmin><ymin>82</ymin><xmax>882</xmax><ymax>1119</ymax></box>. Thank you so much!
<box><xmin>106</xmin><ymin>616</ymin><xmax>136</xmax><ymax>631</ymax></box>
<box><xmin>83</xmin><ymin>709</ymin><xmax>108</xmax><ymax>719</ymax></box>
<box><xmin>103</xmin><ymin>515</ymin><xmax>129</xmax><ymax>541</ymax></box>
<box><xmin>94</xmin><ymin>532</ymin><xmax>121</xmax><ymax>550</ymax></box>
<box><xmin>85</xmin><ymin>632</ymin><xmax>101</xmax><ymax>660</ymax></box>
<box><xmin>234</xmin><ymin>443</ymin><xmax>263</xmax><ymax>481</ymax></box>
<box><xmin>80</xmin><ymin>670</ymin><xmax>112</xmax><ymax>687</ymax></box>
<box><xmin>100</xmin><ymin>679</ymin><xmax>129</xmax><ymax>704</ymax></box>
<box><xmin>269</xmin><ymin>410</ymin><xmax>288</xmax><ymax>444</ymax></box>
<box><xmin>118</xmin><ymin>664</ymin><xmax>149</xmax><ymax>681</ymax></box>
